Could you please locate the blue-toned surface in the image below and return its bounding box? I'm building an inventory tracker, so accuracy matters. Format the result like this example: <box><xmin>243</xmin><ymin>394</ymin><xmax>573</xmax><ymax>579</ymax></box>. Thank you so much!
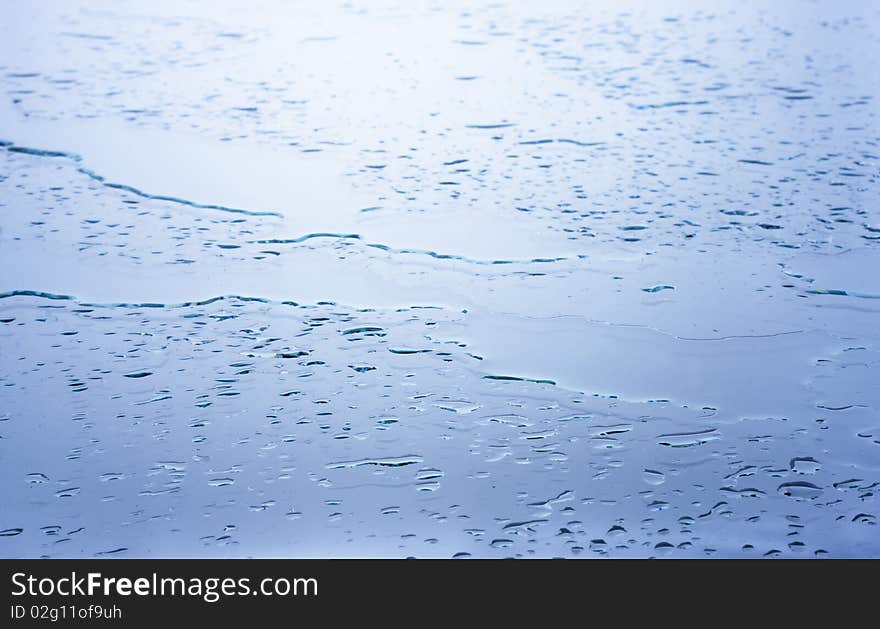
<box><xmin>0</xmin><ymin>0</ymin><xmax>878</xmax><ymax>557</ymax></box>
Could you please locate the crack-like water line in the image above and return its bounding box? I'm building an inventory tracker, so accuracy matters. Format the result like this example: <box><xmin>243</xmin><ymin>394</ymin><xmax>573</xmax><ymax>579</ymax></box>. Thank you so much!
<box><xmin>2</xmin><ymin>142</ymin><xmax>284</xmax><ymax>218</ymax></box>
<box><xmin>3</xmin><ymin>141</ymin><xmax>584</xmax><ymax>267</ymax></box>
<box><xmin>255</xmin><ymin>235</ymin><xmax>579</xmax><ymax>266</ymax></box>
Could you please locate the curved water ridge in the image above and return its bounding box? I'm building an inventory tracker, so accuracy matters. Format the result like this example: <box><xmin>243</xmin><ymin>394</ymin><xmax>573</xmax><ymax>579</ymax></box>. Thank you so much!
<box><xmin>1</xmin><ymin>291</ymin><xmax>878</xmax><ymax>558</ymax></box>
<box><xmin>0</xmin><ymin>113</ymin><xmax>586</xmax><ymax>262</ymax></box>
<box><xmin>2</xmin><ymin>141</ymin><xmax>284</xmax><ymax>218</ymax></box>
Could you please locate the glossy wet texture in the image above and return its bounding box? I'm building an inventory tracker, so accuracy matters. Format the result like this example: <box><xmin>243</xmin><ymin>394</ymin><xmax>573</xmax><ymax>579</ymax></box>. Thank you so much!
<box><xmin>1</xmin><ymin>0</ymin><xmax>878</xmax><ymax>557</ymax></box>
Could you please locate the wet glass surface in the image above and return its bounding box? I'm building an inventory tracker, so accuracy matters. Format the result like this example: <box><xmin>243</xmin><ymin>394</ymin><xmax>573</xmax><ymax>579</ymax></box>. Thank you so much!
<box><xmin>1</xmin><ymin>0</ymin><xmax>878</xmax><ymax>557</ymax></box>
